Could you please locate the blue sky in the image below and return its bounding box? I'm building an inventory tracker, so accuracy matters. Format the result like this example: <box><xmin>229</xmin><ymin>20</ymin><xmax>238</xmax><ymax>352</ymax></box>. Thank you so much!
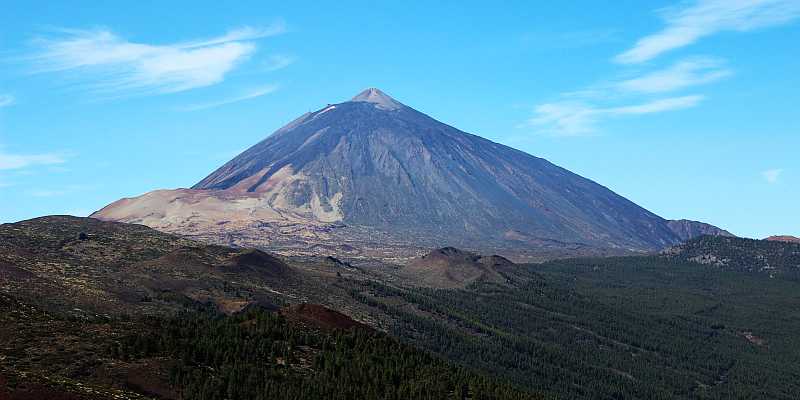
<box><xmin>1</xmin><ymin>0</ymin><xmax>798</xmax><ymax>239</ymax></box>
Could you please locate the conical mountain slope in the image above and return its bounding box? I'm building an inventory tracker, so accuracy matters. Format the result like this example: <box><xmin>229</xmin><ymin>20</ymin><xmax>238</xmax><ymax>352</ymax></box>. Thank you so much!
<box><xmin>192</xmin><ymin>88</ymin><xmax>673</xmax><ymax>249</ymax></box>
<box><xmin>95</xmin><ymin>88</ymin><xmax>723</xmax><ymax>256</ymax></box>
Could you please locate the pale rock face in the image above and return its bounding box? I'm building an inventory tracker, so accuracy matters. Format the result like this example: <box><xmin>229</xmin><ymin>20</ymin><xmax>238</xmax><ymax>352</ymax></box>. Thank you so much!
<box><xmin>95</xmin><ymin>88</ymin><xmax>731</xmax><ymax>255</ymax></box>
<box><xmin>666</xmin><ymin>219</ymin><xmax>735</xmax><ymax>241</ymax></box>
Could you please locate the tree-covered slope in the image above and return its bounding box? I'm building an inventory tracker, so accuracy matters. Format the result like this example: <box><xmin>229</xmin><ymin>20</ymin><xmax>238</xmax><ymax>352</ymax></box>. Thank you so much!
<box><xmin>0</xmin><ymin>294</ymin><xmax>539</xmax><ymax>400</ymax></box>
<box><xmin>344</xmin><ymin>255</ymin><xmax>800</xmax><ymax>399</ymax></box>
<box><xmin>663</xmin><ymin>235</ymin><xmax>800</xmax><ymax>278</ymax></box>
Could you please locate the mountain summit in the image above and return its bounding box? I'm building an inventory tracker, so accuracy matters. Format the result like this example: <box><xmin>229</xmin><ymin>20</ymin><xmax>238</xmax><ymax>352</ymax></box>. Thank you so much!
<box><xmin>94</xmin><ymin>88</ymin><xmax>727</xmax><ymax>257</ymax></box>
<box><xmin>350</xmin><ymin>87</ymin><xmax>405</xmax><ymax>110</ymax></box>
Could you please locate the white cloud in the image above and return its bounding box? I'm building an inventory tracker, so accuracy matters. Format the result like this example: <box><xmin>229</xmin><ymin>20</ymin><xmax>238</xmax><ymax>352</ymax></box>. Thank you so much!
<box><xmin>616</xmin><ymin>0</ymin><xmax>800</xmax><ymax>64</ymax></box>
<box><xmin>177</xmin><ymin>84</ymin><xmax>279</xmax><ymax>111</ymax></box>
<box><xmin>616</xmin><ymin>57</ymin><xmax>732</xmax><ymax>93</ymax></box>
<box><xmin>527</xmin><ymin>102</ymin><xmax>598</xmax><ymax>136</ymax></box>
<box><xmin>264</xmin><ymin>54</ymin><xmax>295</xmax><ymax>71</ymax></box>
<box><xmin>529</xmin><ymin>95</ymin><xmax>704</xmax><ymax>136</ymax></box>
<box><xmin>0</xmin><ymin>94</ymin><xmax>14</xmax><ymax>107</ymax></box>
<box><xmin>0</xmin><ymin>151</ymin><xmax>66</xmax><ymax>170</ymax></box>
<box><xmin>608</xmin><ymin>95</ymin><xmax>705</xmax><ymax>114</ymax></box>
<box><xmin>762</xmin><ymin>168</ymin><xmax>783</xmax><ymax>183</ymax></box>
<box><xmin>523</xmin><ymin>1</ymin><xmax>797</xmax><ymax>137</ymax></box>
<box><xmin>27</xmin><ymin>23</ymin><xmax>285</xmax><ymax>95</ymax></box>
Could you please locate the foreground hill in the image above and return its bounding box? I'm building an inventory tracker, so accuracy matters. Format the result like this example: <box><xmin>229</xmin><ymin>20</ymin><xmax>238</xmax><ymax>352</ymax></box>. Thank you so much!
<box><xmin>0</xmin><ymin>216</ymin><xmax>539</xmax><ymax>399</ymax></box>
<box><xmin>0</xmin><ymin>216</ymin><xmax>385</xmax><ymax>320</ymax></box>
<box><xmin>93</xmin><ymin>89</ymin><xmax>729</xmax><ymax>258</ymax></box>
<box><xmin>1</xmin><ymin>294</ymin><xmax>536</xmax><ymax>400</ymax></box>
<box><xmin>0</xmin><ymin>216</ymin><xmax>297</xmax><ymax>315</ymax></box>
<box><xmin>5</xmin><ymin>216</ymin><xmax>799</xmax><ymax>398</ymax></box>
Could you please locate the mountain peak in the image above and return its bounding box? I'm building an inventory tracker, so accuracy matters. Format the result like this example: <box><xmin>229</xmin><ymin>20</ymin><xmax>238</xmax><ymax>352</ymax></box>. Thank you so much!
<box><xmin>97</xmin><ymin>88</ymin><xmax>714</xmax><ymax>254</ymax></box>
<box><xmin>350</xmin><ymin>88</ymin><xmax>404</xmax><ymax>110</ymax></box>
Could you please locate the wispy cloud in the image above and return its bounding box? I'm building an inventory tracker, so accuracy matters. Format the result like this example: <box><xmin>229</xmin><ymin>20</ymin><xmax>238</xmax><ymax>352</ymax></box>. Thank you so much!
<box><xmin>528</xmin><ymin>95</ymin><xmax>704</xmax><ymax>136</ymax></box>
<box><xmin>0</xmin><ymin>94</ymin><xmax>14</xmax><ymax>107</ymax></box>
<box><xmin>525</xmin><ymin>56</ymin><xmax>720</xmax><ymax>135</ymax></box>
<box><xmin>0</xmin><ymin>150</ymin><xmax>66</xmax><ymax>170</ymax></box>
<box><xmin>616</xmin><ymin>0</ymin><xmax>800</xmax><ymax>64</ymax></box>
<box><xmin>177</xmin><ymin>84</ymin><xmax>279</xmax><ymax>111</ymax></box>
<box><xmin>26</xmin><ymin>23</ymin><xmax>285</xmax><ymax>96</ymax></box>
<box><xmin>523</xmin><ymin>0</ymin><xmax>798</xmax><ymax>137</ymax></box>
<box><xmin>762</xmin><ymin>168</ymin><xmax>783</xmax><ymax>183</ymax></box>
<box><xmin>264</xmin><ymin>54</ymin><xmax>295</xmax><ymax>71</ymax></box>
<box><xmin>616</xmin><ymin>57</ymin><xmax>731</xmax><ymax>94</ymax></box>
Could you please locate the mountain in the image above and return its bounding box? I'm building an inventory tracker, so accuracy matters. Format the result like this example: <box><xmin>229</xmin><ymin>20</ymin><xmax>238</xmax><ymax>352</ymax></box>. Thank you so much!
<box><xmin>94</xmin><ymin>88</ymin><xmax>728</xmax><ymax>257</ymax></box>
<box><xmin>666</xmin><ymin>219</ymin><xmax>735</xmax><ymax>241</ymax></box>
<box><xmin>765</xmin><ymin>235</ymin><xmax>800</xmax><ymax>244</ymax></box>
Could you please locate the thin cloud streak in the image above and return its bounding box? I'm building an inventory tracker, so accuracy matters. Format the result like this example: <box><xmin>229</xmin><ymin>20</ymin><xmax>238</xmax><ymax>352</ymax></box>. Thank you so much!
<box><xmin>177</xmin><ymin>84</ymin><xmax>279</xmax><ymax>111</ymax></box>
<box><xmin>616</xmin><ymin>0</ymin><xmax>800</xmax><ymax>64</ymax></box>
<box><xmin>0</xmin><ymin>150</ymin><xmax>66</xmax><ymax>170</ymax></box>
<box><xmin>523</xmin><ymin>0</ymin><xmax>796</xmax><ymax>137</ymax></box>
<box><xmin>529</xmin><ymin>95</ymin><xmax>704</xmax><ymax>136</ymax></box>
<box><xmin>616</xmin><ymin>57</ymin><xmax>732</xmax><ymax>94</ymax></box>
<box><xmin>26</xmin><ymin>24</ymin><xmax>285</xmax><ymax>96</ymax></box>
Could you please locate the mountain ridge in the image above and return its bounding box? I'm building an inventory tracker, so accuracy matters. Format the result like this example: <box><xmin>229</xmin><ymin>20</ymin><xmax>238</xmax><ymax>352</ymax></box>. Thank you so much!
<box><xmin>94</xmin><ymin>88</ymin><xmax>729</xmax><ymax>256</ymax></box>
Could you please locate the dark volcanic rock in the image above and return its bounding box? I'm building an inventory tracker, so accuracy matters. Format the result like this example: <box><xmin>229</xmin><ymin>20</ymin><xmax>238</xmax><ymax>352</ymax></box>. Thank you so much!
<box><xmin>279</xmin><ymin>303</ymin><xmax>369</xmax><ymax>331</ymax></box>
<box><xmin>402</xmin><ymin>247</ymin><xmax>515</xmax><ymax>288</ymax></box>
<box><xmin>219</xmin><ymin>248</ymin><xmax>293</xmax><ymax>278</ymax></box>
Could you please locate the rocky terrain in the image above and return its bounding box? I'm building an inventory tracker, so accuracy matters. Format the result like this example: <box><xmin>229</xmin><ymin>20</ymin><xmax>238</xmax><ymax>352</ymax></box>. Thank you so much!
<box><xmin>0</xmin><ymin>216</ymin><xmax>384</xmax><ymax>321</ymax></box>
<box><xmin>93</xmin><ymin>89</ymin><xmax>730</xmax><ymax>260</ymax></box>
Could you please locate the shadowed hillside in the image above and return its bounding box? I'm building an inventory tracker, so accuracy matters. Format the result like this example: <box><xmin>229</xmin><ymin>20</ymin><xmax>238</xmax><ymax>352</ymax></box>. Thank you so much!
<box><xmin>400</xmin><ymin>247</ymin><xmax>514</xmax><ymax>288</ymax></box>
